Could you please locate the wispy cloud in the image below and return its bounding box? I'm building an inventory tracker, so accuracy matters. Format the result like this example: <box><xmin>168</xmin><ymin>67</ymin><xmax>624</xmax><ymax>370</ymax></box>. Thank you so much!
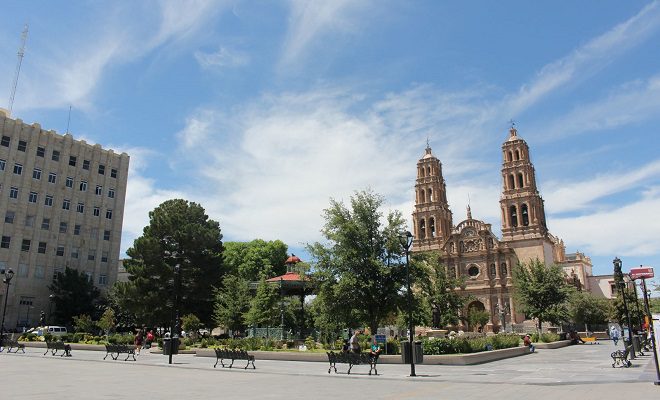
<box><xmin>503</xmin><ymin>1</ymin><xmax>660</xmax><ymax>116</ymax></box>
<box><xmin>195</xmin><ymin>46</ymin><xmax>249</xmax><ymax>69</ymax></box>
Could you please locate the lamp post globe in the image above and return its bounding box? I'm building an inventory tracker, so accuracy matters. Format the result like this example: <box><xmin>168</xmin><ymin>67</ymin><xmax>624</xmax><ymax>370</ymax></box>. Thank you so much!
<box><xmin>398</xmin><ymin>231</ymin><xmax>416</xmax><ymax>377</ymax></box>
<box><xmin>1</xmin><ymin>268</ymin><xmax>15</xmax><ymax>338</ymax></box>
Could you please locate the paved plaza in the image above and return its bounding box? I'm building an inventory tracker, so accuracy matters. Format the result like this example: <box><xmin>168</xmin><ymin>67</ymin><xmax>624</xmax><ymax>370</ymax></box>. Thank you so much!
<box><xmin>1</xmin><ymin>342</ymin><xmax>658</xmax><ymax>399</ymax></box>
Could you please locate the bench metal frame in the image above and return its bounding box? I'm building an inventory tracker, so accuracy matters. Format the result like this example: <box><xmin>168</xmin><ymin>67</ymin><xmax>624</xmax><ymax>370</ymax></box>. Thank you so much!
<box><xmin>326</xmin><ymin>351</ymin><xmax>379</xmax><ymax>375</ymax></box>
<box><xmin>44</xmin><ymin>341</ymin><xmax>71</xmax><ymax>357</ymax></box>
<box><xmin>213</xmin><ymin>348</ymin><xmax>256</xmax><ymax>369</ymax></box>
<box><xmin>103</xmin><ymin>344</ymin><xmax>137</xmax><ymax>361</ymax></box>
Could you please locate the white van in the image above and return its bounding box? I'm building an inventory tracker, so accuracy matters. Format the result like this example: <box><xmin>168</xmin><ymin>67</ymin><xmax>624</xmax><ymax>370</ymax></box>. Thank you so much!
<box><xmin>31</xmin><ymin>326</ymin><xmax>68</xmax><ymax>336</ymax></box>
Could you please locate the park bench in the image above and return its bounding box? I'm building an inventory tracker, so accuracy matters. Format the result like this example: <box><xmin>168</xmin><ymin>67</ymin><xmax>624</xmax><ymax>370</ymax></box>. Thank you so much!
<box><xmin>611</xmin><ymin>345</ymin><xmax>632</xmax><ymax>368</ymax></box>
<box><xmin>213</xmin><ymin>348</ymin><xmax>256</xmax><ymax>369</ymax></box>
<box><xmin>103</xmin><ymin>343</ymin><xmax>137</xmax><ymax>361</ymax></box>
<box><xmin>326</xmin><ymin>351</ymin><xmax>379</xmax><ymax>375</ymax></box>
<box><xmin>44</xmin><ymin>340</ymin><xmax>72</xmax><ymax>357</ymax></box>
<box><xmin>0</xmin><ymin>338</ymin><xmax>25</xmax><ymax>353</ymax></box>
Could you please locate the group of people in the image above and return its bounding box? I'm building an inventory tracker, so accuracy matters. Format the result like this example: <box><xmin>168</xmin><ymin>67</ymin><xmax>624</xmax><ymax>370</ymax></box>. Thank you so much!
<box><xmin>341</xmin><ymin>330</ymin><xmax>382</xmax><ymax>357</ymax></box>
<box><xmin>134</xmin><ymin>328</ymin><xmax>156</xmax><ymax>354</ymax></box>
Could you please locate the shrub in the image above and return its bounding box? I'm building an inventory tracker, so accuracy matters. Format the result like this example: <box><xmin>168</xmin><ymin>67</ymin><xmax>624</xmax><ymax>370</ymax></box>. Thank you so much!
<box><xmin>304</xmin><ymin>336</ymin><xmax>316</xmax><ymax>350</ymax></box>
<box><xmin>19</xmin><ymin>333</ymin><xmax>38</xmax><ymax>341</ymax></box>
<box><xmin>385</xmin><ymin>338</ymin><xmax>400</xmax><ymax>355</ymax></box>
<box><xmin>540</xmin><ymin>332</ymin><xmax>559</xmax><ymax>343</ymax></box>
<box><xmin>184</xmin><ymin>337</ymin><xmax>194</xmax><ymax>347</ymax></box>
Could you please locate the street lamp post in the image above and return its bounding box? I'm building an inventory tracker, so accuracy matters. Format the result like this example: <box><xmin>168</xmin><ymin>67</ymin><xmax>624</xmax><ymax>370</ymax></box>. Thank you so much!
<box><xmin>169</xmin><ymin>263</ymin><xmax>181</xmax><ymax>365</ymax></box>
<box><xmin>48</xmin><ymin>294</ymin><xmax>54</xmax><ymax>325</ymax></box>
<box><xmin>399</xmin><ymin>231</ymin><xmax>416</xmax><ymax>377</ymax></box>
<box><xmin>1</xmin><ymin>268</ymin><xmax>15</xmax><ymax>338</ymax></box>
<box><xmin>613</xmin><ymin>257</ymin><xmax>635</xmax><ymax>360</ymax></box>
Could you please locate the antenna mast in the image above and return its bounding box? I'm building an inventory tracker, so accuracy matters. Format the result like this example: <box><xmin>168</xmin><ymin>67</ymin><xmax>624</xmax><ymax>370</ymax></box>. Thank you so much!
<box><xmin>8</xmin><ymin>24</ymin><xmax>29</xmax><ymax>116</ymax></box>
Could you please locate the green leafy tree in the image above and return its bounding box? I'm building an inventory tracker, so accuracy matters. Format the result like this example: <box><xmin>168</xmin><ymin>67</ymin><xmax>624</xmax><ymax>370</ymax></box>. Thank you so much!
<box><xmin>97</xmin><ymin>308</ymin><xmax>116</xmax><ymax>338</ymax></box>
<box><xmin>245</xmin><ymin>276</ymin><xmax>279</xmax><ymax>328</ymax></box>
<box><xmin>49</xmin><ymin>267</ymin><xmax>101</xmax><ymax>326</ymax></box>
<box><xmin>223</xmin><ymin>239</ymin><xmax>288</xmax><ymax>281</ymax></box>
<box><xmin>466</xmin><ymin>307</ymin><xmax>490</xmax><ymax>332</ymax></box>
<box><xmin>512</xmin><ymin>259</ymin><xmax>571</xmax><ymax>331</ymax></box>
<box><xmin>308</xmin><ymin>189</ymin><xmax>407</xmax><ymax>335</ymax></box>
<box><xmin>120</xmin><ymin>199</ymin><xmax>224</xmax><ymax>327</ymax></box>
<box><xmin>568</xmin><ymin>290</ymin><xmax>611</xmax><ymax>331</ymax></box>
<box><xmin>213</xmin><ymin>274</ymin><xmax>251</xmax><ymax>335</ymax></box>
<box><xmin>413</xmin><ymin>252</ymin><xmax>469</xmax><ymax>328</ymax></box>
<box><xmin>181</xmin><ymin>313</ymin><xmax>202</xmax><ymax>339</ymax></box>
<box><xmin>72</xmin><ymin>314</ymin><xmax>95</xmax><ymax>333</ymax></box>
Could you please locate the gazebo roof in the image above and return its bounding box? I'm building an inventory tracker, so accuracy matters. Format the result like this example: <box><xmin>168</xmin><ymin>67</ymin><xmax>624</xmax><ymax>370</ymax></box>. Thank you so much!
<box><xmin>266</xmin><ymin>271</ymin><xmax>305</xmax><ymax>283</ymax></box>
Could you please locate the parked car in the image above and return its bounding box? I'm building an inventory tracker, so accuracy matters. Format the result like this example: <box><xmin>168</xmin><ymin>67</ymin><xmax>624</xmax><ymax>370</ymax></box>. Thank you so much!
<box><xmin>28</xmin><ymin>326</ymin><xmax>68</xmax><ymax>336</ymax></box>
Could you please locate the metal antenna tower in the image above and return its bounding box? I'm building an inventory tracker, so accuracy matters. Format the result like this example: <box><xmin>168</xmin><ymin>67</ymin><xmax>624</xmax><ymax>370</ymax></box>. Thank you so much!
<box><xmin>8</xmin><ymin>24</ymin><xmax>29</xmax><ymax>116</ymax></box>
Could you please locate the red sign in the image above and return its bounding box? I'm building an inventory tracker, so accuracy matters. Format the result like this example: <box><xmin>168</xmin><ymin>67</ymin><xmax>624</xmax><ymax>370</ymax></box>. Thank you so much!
<box><xmin>629</xmin><ymin>266</ymin><xmax>654</xmax><ymax>280</ymax></box>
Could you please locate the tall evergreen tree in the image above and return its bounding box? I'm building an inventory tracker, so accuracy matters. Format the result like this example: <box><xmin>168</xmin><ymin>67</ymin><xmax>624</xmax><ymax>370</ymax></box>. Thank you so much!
<box><xmin>245</xmin><ymin>276</ymin><xmax>279</xmax><ymax>328</ymax></box>
<box><xmin>512</xmin><ymin>259</ymin><xmax>571</xmax><ymax>331</ymax></box>
<box><xmin>119</xmin><ymin>199</ymin><xmax>224</xmax><ymax>327</ymax></box>
<box><xmin>49</xmin><ymin>267</ymin><xmax>101</xmax><ymax>326</ymax></box>
<box><xmin>213</xmin><ymin>274</ymin><xmax>251</xmax><ymax>335</ymax></box>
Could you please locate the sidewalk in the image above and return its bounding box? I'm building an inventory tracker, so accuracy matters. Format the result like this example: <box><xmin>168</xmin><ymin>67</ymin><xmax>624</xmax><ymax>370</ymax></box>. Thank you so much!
<box><xmin>1</xmin><ymin>341</ymin><xmax>657</xmax><ymax>399</ymax></box>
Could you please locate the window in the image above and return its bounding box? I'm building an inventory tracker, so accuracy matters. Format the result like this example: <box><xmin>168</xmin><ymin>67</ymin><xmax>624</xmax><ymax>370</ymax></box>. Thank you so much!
<box><xmin>490</xmin><ymin>263</ymin><xmax>497</xmax><ymax>277</ymax></box>
<box><xmin>93</xmin><ymin>207</ymin><xmax>100</xmax><ymax>217</ymax></box>
<box><xmin>9</xmin><ymin>187</ymin><xmax>18</xmax><ymax>199</ymax></box>
<box><xmin>99</xmin><ymin>274</ymin><xmax>108</xmax><ymax>285</ymax></box>
<box><xmin>17</xmin><ymin>264</ymin><xmax>28</xmax><ymax>278</ymax></box>
<box><xmin>21</xmin><ymin>239</ymin><xmax>31</xmax><ymax>252</ymax></box>
<box><xmin>56</xmin><ymin>245</ymin><xmax>65</xmax><ymax>256</ymax></box>
<box><xmin>32</xmin><ymin>168</ymin><xmax>41</xmax><ymax>180</ymax></box>
<box><xmin>59</xmin><ymin>222</ymin><xmax>68</xmax><ymax>233</ymax></box>
<box><xmin>4</xmin><ymin>211</ymin><xmax>15</xmax><ymax>223</ymax></box>
<box><xmin>108</xmin><ymin>188</ymin><xmax>115</xmax><ymax>198</ymax></box>
<box><xmin>74</xmin><ymin>224</ymin><xmax>81</xmax><ymax>235</ymax></box>
<box><xmin>41</xmin><ymin>218</ymin><xmax>50</xmax><ymax>230</ymax></box>
<box><xmin>106</xmin><ymin>209</ymin><xmax>113</xmax><ymax>219</ymax></box>
<box><xmin>88</xmin><ymin>250</ymin><xmax>96</xmax><ymax>261</ymax></box>
<box><xmin>25</xmin><ymin>215</ymin><xmax>35</xmax><ymax>227</ymax></box>
<box><xmin>62</xmin><ymin>199</ymin><xmax>70</xmax><ymax>210</ymax></box>
<box><xmin>98</xmin><ymin>164</ymin><xmax>105</xmax><ymax>175</ymax></box>
<box><xmin>13</xmin><ymin>163</ymin><xmax>23</xmax><ymax>175</ymax></box>
<box><xmin>85</xmin><ymin>272</ymin><xmax>93</xmax><ymax>282</ymax></box>
<box><xmin>77</xmin><ymin>202</ymin><xmax>84</xmax><ymax>213</ymax></box>
<box><xmin>71</xmin><ymin>247</ymin><xmax>79</xmax><ymax>259</ymax></box>
<box><xmin>1</xmin><ymin>136</ymin><xmax>10</xmax><ymax>147</ymax></box>
<box><xmin>500</xmin><ymin>263</ymin><xmax>508</xmax><ymax>277</ymax></box>
<box><xmin>101</xmin><ymin>251</ymin><xmax>108</xmax><ymax>263</ymax></box>
<box><xmin>18</xmin><ymin>140</ymin><xmax>27</xmax><ymax>152</ymax></box>
<box><xmin>79</xmin><ymin>180</ymin><xmax>87</xmax><ymax>191</ymax></box>
<box><xmin>48</xmin><ymin>172</ymin><xmax>57</xmax><ymax>184</ymax></box>
<box><xmin>111</xmin><ymin>168</ymin><xmax>117</xmax><ymax>178</ymax></box>
<box><xmin>69</xmin><ymin>156</ymin><xmax>77</xmax><ymax>167</ymax></box>
<box><xmin>0</xmin><ymin>159</ymin><xmax>5</xmax><ymax>170</ymax></box>
<box><xmin>52</xmin><ymin>150</ymin><xmax>60</xmax><ymax>161</ymax></box>
<box><xmin>1</xmin><ymin>236</ymin><xmax>11</xmax><ymax>248</ymax></box>
<box><xmin>53</xmin><ymin>267</ymin><xmax>63</xmax><ymax>281</ymax></box>
<box><xmin>44</xmin><ymin>195</ymin><xmax>53</xmax><ymax>207</ymax></box>
<box><xmin>95</xmin><ymin>185</ymin><xmax>102</xmax><ymax>195</ymax></box>
<box><xmin>83</xmin><ymin>159</ymin><xmax>90</xmax><ymax>170</ymax></box>
<box><xmin>65</xmin><ymin>176</ymin><xmax>73</xmax><ymax>188</ymax></box>
<box><xmin>28</xmin><ymin>191</ymin><xmax>38</xmax><ymax>203</ymax></box>
<box><xmin>103</xmin><ymin>230</ymin><xmax>111</xmax><ymax>241</ymax></box>
<box><xmin>38</xmin><ymin>242</ymin><xmax>47</xmax><ymax>254</ymax></box>
<box><xmin>521</xmin><ymin>204</ymin><xmax>529</xmax><ymax>226</ymax></box>
<box><xmin>37</xmin><ymin>146</ymin><xmax>45</xmax><ymax>157</ymax></box>
<box><xmin>510</xmin><ymin>205</ymin><xmax>518</xmax><ymax>227</ymax></box>
<box><xmin>468</xmin><ymin>264</ymin><xmax>480</xmax><ymax>277</ymax></box>
<box><xmin>35</xmin><ymin>265</ymin><xmax>45</xmax><ymax>279</ymax></box>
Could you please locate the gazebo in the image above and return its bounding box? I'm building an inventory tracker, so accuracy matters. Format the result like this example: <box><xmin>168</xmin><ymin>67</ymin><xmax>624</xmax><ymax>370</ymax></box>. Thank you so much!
<box><xmin>265</xmin><ymin>254</ymin><xmax>314</xmax><ymax>340</ymax></box>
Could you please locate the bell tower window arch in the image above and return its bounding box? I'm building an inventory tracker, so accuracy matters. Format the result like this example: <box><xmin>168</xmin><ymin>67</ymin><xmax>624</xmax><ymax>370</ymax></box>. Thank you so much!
<box><xmin>521</xmin><ymin>204</ymin><xmax>529</xmax><ymax>226</ymax></box>
<box><xmin>518</xmin><ymin>172</ymin><xmax>524</xmax><ymax>188</ymax></box>
<box><xmin>508</xmin><ymin>174</ymin><xmax>515</xmax><ymax>190</ymax></box>
<box><xmin>419</xmin><ymin>219</ymin><xmax>426</xmax><ymax>239</ymax></box>
<box><xmin>510</xmin><ymin>205</ymin><xmax>518</xmax><ymax>227</ymax></box>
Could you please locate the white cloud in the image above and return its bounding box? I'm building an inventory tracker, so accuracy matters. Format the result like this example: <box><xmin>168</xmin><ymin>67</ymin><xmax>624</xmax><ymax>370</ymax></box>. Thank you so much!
<box><xmin>195</xmin><ymin>46</ymin><xmax>249</xmax><ymax>69</ymax></box>
<box><xmin>504</xmin><ymin>1</ymin><xmax>660</xmax><ymax>115</ymax></box>
<box><xmin>280</xmin><ymin>0</ymin><xmax>368</xmax><ymax>67</ymax></box>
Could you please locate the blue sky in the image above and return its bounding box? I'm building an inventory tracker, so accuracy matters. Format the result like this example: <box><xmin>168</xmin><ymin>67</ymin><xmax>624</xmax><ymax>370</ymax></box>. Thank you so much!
<box><xmin>1</xmin><ymin>1</ymin><xmax>660</xmax><ymax>282</ymax></box>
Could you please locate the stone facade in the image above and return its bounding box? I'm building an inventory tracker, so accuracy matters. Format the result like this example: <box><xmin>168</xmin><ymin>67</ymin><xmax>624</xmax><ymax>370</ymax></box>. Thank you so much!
<box><xmin>411</xmin><ymin>126</ymin><xmax>597</xmax><ymax>331</ymax></box>
<box><xmin>0</xmin><ymin>109</ymin><xmax>129</xmax><ymax>329</ymax></box>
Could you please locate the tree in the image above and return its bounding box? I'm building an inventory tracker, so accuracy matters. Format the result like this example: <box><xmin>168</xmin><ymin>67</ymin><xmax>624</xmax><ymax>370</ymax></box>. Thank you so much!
<box><xmin>181</xmin><ymin>313</ymin><xmax>202</xmax><ymax>339</ymax></box>
<box><xmin>72</xmin><ymin>314</ymin><xmax>95</xmax><ymax>333</ymax></box>
<box><xmin>120</xmin><ymin>199</ymin><xmax>224</xmax><ymax>327</ymax></box>
<box><xmin>612</xmin><ymin>261</ymin><xmax>644</xmax><ymax>328</ymax></box>
<box><xmin>568</xmin><ymin>290</ymin><xmax>611</xmax><ymax>331</ymax></box>
<box><xmin>245</xmin><ymin>276</ymin><xmax>279</xmax><ymax>328</ymax></box>
<box><xmin>467</xmin><ymin>307</ymin><xmax>490</xmax><ymax>332</ymax></box>
<box><xmin>213</xmin><ymin>274</ymin><xmax>251</xmax><ymax>335</ymax></box>
<box><xmin>308</xmin><ymin>189</ymin><xmax>407</xmax><ymax>335</ymax></box>
<box><xmin>97</xmin><ymin>308</ymin><xmax>116</xmax><ymax>338</ymax></box>
<box><xmin>223</xmin><ymin>239</ymin><xmax>288</xmax><ymax>281</ymax></box>
<box><xmin>413</xmin><ymin>252</ymin><xmax>469</xmax><ymax>328</ymax></box>
<box><xmin>512</xmin><ymin>259</ymin><xmax>571</xmax><ymax>331</ymax></box>
<box><xmin>49</xmin><ymin>267</ymin><xmax>101</xmax><ymax>326</ymax></box>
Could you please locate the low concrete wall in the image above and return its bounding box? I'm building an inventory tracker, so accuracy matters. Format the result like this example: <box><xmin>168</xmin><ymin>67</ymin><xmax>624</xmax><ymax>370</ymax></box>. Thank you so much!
<box><xmin>534</xmin><ymin>340</ymin><xmax>572</xmax><ymax>350</ymax></box>
<box><xmin>422</xmin><ymin>346</ymin><xmax>530</xmax><ymax>365</ymax></box>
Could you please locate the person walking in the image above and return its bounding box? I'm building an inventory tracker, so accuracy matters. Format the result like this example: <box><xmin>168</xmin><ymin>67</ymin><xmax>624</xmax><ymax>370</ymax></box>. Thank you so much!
<box><xmin>349</xmin><ymin>330</ymin><xmax>361</xmax><ymax>353</ymax></box>
<box><xmin>609</xmin><ymin>325</ymin><xmax>620</xmax><ymax>346</ymax></box>
<box><xmin>134</xmin><ymin>328</ymin><xmax>144</xmax><ymax>355</ymax></box>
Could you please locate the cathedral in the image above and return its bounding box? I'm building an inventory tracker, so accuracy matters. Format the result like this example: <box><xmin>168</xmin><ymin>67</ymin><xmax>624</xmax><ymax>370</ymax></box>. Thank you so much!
<box><xmin>411</xmin><ymin>126</ymin><xmax>594</xmax><ymax>332</ymax></box>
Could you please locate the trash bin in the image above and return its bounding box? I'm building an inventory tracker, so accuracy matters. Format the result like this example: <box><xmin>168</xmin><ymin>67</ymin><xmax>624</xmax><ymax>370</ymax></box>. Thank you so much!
<box><xmin>632</xmin><ymin>335</ymin><xmax>641</xmax><ymax>354</ymax></box>
<box><xmin>162</xmin><ymin>337</ymin><xmax>179</xmax><ymax>355</ymax></box>
<box><xmin>401</xmin><ymin>341</ymin><xmax>412</xmax><ymax>364</ymax></box>
<box><xmin>414</xmin><ymin>341</ymin><xmax>423</xmax><ymax>364</ymax></box>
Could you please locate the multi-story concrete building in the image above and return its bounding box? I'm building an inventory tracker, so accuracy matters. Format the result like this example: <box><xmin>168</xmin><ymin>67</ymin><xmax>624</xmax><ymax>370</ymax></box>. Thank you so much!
<box><xmin>0</xmin><ymin>109</ymin><xmax>129</xmax><ymax>329</ymax></box>
<box><xmin>411</xmin><ymin>126</ymin><xmax>603</xmax><ymax>331</ymax></box>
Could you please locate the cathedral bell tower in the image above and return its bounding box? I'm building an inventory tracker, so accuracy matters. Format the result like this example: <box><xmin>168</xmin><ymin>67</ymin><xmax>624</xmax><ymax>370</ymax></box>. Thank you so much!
<box><xmin>500</xmin><ymin>126</ymin><xmax>548</xmax><ymax>241</ymax></box>
<box><xmin>412</xmin><ymin>144</ymin><xmax>453</xmax><ymax>251</ymax></box>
